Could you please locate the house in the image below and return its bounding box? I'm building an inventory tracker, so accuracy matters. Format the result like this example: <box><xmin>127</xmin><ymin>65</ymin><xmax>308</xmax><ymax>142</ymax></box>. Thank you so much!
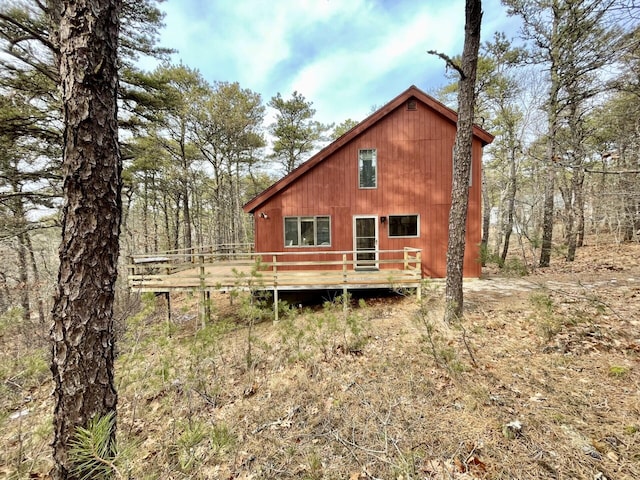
<box><xmin>243</xmin><ymin>85</ymin><xmax>493</xmax><ymax>279</ymax></box>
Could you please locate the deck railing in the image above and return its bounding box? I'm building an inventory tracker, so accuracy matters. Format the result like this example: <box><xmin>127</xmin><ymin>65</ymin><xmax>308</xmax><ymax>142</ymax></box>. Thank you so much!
<box><xmin>128</xmin><ymin>246</ymin><xmax>422</xmax><ymax>322</ymax></box>
<box><xmin>128</xmin><ymin>246</ymin><xmax>422</xmax><ymax>290</ymax></box>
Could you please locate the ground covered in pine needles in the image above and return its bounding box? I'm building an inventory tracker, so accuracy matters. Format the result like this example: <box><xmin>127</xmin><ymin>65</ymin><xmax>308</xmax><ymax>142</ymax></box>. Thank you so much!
<box><xmin>1</xmin><ymin>241</ymin><xmax>639</xmax><ymax>479</ymax></box>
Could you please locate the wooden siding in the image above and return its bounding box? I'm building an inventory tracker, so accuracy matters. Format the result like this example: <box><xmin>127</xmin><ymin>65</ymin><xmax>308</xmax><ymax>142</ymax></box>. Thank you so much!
<box><xmin>252</xmin><ymin>96</ymin><xmax>487</xmax><ymax>278</ymax></box>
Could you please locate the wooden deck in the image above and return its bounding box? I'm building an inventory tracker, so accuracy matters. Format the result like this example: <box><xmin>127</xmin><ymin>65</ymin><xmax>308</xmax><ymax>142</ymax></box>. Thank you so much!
<box><xmin>128</xmin><ymin>246</ymin><xmax>422</xmax><ymax>321</ymax></box>
<box><xmin>128</xmin><ymin>247</ymin><xmax>423</xmax><ymax>293</ymax></box>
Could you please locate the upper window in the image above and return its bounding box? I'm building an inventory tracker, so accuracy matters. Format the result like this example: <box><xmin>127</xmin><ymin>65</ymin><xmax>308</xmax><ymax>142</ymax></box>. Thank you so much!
<box><xmin>359</xmin><ymin>149</ymin><xmax>377</xmax><ymax>189</ymax></box>
<box><xmin>388</xmin><ymin>215</ymin><xmax>419</xmax><ymax>237</ymax></box>
<box><xmin>284</xmin><ymin>216</ymin><xmax>331</xmax><ymax>247</ymax></box>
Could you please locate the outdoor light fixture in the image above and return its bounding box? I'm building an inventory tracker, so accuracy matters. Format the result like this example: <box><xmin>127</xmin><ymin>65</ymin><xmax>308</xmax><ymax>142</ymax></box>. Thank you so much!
<box><xmin>380</xmin><ymin>216</ymin><xmax>386</xmax><ymax>223</ymax></box>
<box><xmin>260</xmin><ymin>212</ymin><xmax>269</xmax><ymax>219</ymax></box>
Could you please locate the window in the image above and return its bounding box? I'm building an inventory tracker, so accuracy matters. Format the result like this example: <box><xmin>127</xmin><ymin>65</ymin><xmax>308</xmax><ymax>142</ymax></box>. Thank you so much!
<box><xmin>359</xmin><ymin>149</ymin><xmax>377</xmax><ymax>188</ymax></box>
<box><xmin>388</xmin><ymin>215</ymin><xmax>419</xmax><ymax>237</ymax></box>
<box><xmin>284</xmin><ymin>216</ymin><xmax>331</xmax><ymax>247</ymax></box>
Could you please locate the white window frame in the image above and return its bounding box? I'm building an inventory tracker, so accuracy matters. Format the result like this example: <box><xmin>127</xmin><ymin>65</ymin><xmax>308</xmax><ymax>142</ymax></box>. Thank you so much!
<box><xmin>284</xmin><ymin>216</ymin><xmax>331</xmax><ymax>248</ymax></box>
<box><xmin>358</xmin><ymin>148</ymin><xmax>377</xmax><ymax>189</ymax></box>
<box><xmin>388</xmin><ymin>214</ymin><xmax>420</xmax><ymax>238</ymax></box>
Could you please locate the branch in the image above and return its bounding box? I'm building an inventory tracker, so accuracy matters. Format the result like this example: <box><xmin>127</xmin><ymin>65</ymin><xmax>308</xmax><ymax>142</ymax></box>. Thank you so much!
<box><xmin>0</xmin><ymin>12</ymin><xmax>57</xmax><ymax>53</ymax></box>
<box><xmin>585</xmin><ymin>168</ymin><xmax>640</xmax><ymax>174</ymax></box>
<box><xmin>427</xmin><ymin>50</ymin><xmax>465</xmax><ymax>79</ymax></box>
<box><xmin>0</xmin><ymin>221</ymin><xmax>60</xmax><ymax>242</ymax></box>
<box><xmin>0</xmin><ymin>45</ymin><xmax>58</xmax><ymax>83</ymax></box>
<box><xmin>0</xmin><ymin>191</ymin><xmax>58</xmax><ymax>202</ymax></box>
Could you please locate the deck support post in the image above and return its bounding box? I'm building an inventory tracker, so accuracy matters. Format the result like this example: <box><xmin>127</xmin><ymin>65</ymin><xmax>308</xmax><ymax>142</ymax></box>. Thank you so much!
<box><xmin>342</xmin><ymin>254</ymin><xmax>348</xmax><ymax>312</ymax></box>
<box><xmin>198</xmin><ymin>253</ymin><xmax>209</xmax><ymax>327</ymax></box>
<box><xmin>416</xmin><ymin>252</ymin><xmax>422</xmax><ymax>301</ymax></box>
<box><xmin>272</xmin><ymin>255</ymin><xmax>279</xmax><ymax>322</ymax></box>
<box><xmin>165</xmin><ymin>292</ymin><xmax>172</xmax><ymax>327</ymax></box>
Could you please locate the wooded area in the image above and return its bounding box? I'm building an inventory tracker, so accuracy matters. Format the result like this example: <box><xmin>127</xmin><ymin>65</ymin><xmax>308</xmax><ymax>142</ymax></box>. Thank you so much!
<box><xmin>1</xmin><ymin>0</ymin><xmax>638</xmax><ymax>326</ymax></box>
<box><xmin>0</xmin><ymin>0</ymin><xmax>639</xmax><ymax>478</ymax></box>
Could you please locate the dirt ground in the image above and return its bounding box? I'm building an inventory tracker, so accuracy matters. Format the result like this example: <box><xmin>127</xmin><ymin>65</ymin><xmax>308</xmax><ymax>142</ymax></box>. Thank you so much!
<box><xmin>1</xmin><ymin>241</ymin><xmax>639</xmax><ymax>479</ymax></box>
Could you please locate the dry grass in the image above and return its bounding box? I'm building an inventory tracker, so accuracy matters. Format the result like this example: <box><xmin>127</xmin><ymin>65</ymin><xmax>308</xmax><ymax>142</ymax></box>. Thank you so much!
<box><xmin>1</xmin><ymin>242</ymin><xmax>639</xmax><ymax>479</ymax></box>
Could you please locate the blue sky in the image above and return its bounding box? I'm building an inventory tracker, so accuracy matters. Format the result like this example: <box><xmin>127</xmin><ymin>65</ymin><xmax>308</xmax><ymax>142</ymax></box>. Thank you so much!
<box><xmin>146</xmin><ymin>0</ymin><xmax>521</xmax><ymax>125</ymax></box>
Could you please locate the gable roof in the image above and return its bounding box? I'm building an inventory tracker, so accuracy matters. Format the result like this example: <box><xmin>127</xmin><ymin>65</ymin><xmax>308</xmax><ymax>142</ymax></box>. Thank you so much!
<box><xmin>243</xmin><ymin>85</ymin><xmax>494</xmax><ymax>214</ymax></box>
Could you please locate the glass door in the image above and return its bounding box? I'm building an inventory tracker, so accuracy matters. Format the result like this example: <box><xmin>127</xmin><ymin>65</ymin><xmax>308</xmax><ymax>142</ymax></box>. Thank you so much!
<box><xmin>353</xmin><ymin>216</ymin><xmax>378</xmax><ymax>269</ymax></box>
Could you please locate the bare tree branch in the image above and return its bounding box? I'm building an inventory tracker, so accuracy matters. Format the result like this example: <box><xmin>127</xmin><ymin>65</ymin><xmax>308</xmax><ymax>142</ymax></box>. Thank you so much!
<box><xmin>427</xmin><ymin>49</ymin><xmax>466</xmax><ymax>79</ymax></box>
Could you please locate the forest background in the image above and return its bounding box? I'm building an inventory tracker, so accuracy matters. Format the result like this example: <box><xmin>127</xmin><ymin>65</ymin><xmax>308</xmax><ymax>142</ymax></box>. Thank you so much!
<box><xmin>1</xmin><ymin>0</ymin><xmax>639</xmax><ymax>478</ymax></box>
<box><xmin>0</xmin><ymin>0</ymin><xmax>638</xmax><ymax>369</ymax></box>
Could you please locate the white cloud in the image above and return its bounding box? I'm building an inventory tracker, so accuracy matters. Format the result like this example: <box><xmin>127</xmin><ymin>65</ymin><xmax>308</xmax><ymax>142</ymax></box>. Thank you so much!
<box><xmin>282</xmin><ymin>4</ymin><xmax>467</xmax><ymax>123</ymax></box>
<box><xmin>150</xmin><ymin>0</ymin><xmax>516</xmax><ymax>125</ymax></box>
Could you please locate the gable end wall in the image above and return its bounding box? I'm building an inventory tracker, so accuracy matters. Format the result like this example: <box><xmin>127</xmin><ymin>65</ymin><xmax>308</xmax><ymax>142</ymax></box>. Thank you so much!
<box><xmin>253</xmin><ymin>100</ymin><xmax>483</xmax><ymax>278</ymax></box>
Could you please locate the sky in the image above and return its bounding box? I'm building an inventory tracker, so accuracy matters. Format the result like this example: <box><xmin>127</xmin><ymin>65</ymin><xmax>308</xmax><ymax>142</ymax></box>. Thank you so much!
<box><xmin>144</xmin><ymin>0</ymin><xmax>521</xmax><ymax>126</ymax></box>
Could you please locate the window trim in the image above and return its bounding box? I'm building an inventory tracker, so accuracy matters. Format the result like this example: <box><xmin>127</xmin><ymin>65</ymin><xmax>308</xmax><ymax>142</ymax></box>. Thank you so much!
<box><xmin>387</xmin><ymin>214</ymin><xmax>420</xmax><ymax>238</ymax></box>
<box><xmin>283</xmin><ymin>215</ymin><xmax>331</xmax><ymax>248</ymax></box>
<box><xmin>358</xmin><ymin>148</ymin><xmax>377</xmax><ymax>189</ymax></box>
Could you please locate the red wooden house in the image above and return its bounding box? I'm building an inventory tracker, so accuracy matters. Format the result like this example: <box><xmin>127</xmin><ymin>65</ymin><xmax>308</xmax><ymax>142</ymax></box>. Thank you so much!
<box><xmin>243</xmin><ymin>85</ymin><xmax>493</xmax><ymax>279</ymax></box>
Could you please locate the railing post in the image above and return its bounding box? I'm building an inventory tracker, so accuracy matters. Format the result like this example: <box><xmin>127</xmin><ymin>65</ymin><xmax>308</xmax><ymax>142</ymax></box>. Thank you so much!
<box><xmin>128</xmin><ymin>255</ymin><xmax>135</xmax><ymax>280</ymax></box>
<box><xmin>272</xmin><ymin>255</ymin><xmax>279</xmax><ymax>322</ymax></box>
<box><xmin>404</xmin><ymin>248</ymin><xmax>409</xmax><ymax>270</ymax></box>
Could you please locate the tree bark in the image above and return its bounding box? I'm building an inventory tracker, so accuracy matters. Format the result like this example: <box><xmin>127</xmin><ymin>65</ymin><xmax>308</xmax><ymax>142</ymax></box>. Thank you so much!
<box><xmin>444</xmin><ymin>0</ymin><xmax>482</xmax><ymax>322</ymax></box>
<box><xmin>17</xmin><ymin>231</ymin><xmax>31</xmax><ymax>323</ymax></box>
<box><xmin>538</xmin><ymin>5</ymin><xmax>561</xmax><ymax>268</ymax></box>
<box><xmin>480</xmin><ymin>178</ymin><xmax>490</xmax><ymax>267</ymax></box>
<box><xmin>50</xmin><ymin>1</ymin><xmax>121</xmax><ymax>479</ymax></box>
<box><xmin>500</xmin><ymin>145</ymin><xmax>518</xmax><ymax>263</ymax></box>
<box><xmin>25</xmin><ymin>231</ymin><xmax>46</xmax><ymax>325</ymax></box>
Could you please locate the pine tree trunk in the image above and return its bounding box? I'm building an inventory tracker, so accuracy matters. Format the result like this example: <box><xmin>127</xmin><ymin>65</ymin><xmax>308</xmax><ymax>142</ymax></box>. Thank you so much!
<box><xmin>577</xmin><ymin>194</ymin><xmax>585</xmax><ymax>247</ymax></box>
<box><xmin>539</xmin><ymin>9</ymin><xmax>561</xmax><ymax>268</ymax></box>
<box><xmin>17</xmin><ymin>232</ymin><xmax>31</xmax><ymax>323</ymax></box>
<box><xmin>480</xmin><ymin>178</ymin><xmax>490</xmax><ymax>267</ymax></box>
<box><xmin>9</xmin><ymin>180</ymin><xmax>31</xmax><ymax>323</ymax></box>
<box><xmin>500</xmin><ymin>146</ymin><xmax>518</xmax><ymax>263</ymax></box>
<box><xmin>143</xmin><ymin>175</ymin><xmax>149</xmax><ymax>253</ymax></box>
<box><xmin>50</xmin><ymin>1</ymin><xmax>121</xmax><ymax>478</ymax></box>
<box><xmin>25</xmin><ymin>232</ymin><xmax>46</xmax><ymax>325</ymax></box>
<box><xmin>444</xmin><ymin>0</ymin><xmax>482</xmax><ymax>322</ymax></box>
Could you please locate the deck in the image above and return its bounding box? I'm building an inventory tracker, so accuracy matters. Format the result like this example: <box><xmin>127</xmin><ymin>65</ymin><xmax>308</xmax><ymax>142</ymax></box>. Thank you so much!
<box><xmin>128</xmin><ymin>246</ymin><xmax>423</xmax><ymax>320</ymax></box>
<box><xmin>128</xmin><ymin>247</ymin><xmax>423</xmax><ymax>292</ymax></box>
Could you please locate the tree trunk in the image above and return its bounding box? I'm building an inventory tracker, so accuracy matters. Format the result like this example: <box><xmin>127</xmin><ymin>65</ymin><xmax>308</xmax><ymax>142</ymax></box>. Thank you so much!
<box><xmin>25</xmin><ymin>232</ymin><xmax>46</xmax><ymax>325</ymax></box>
<box><xmin>500</xmin><ymin>146</ymin><xmax>518</xmax><ymax>263</ymax></box>
<box><xmin>50</xmin><ymin>1</ymin><xmax>121</xmax><ymax>479</ymax></box>
<box><xmin>143</xmin><ymin>174</ymin><xmax>149</xmax><ymax>253</ymax></box>
<box><xmin>8</xmin><ymin>180</ymin><xmax>32</xmax><ymax>323</ymax></box>
<box><xmin>480</xmin><ymin>178</ymin><xmax>490</xmax><ymax>267</ymax></box>
<box><xmin>566</xmin><ymin>166</ymin><xmax>585</xmax><ymax>261</ymax></box>
<box><xmin>17</xmin><ymin>231</ymin><xmax>31</xmax><ymax>324</ymax></box>
<box><xmin>0</xmin><ymin>271</ymin><xmax>10</xmax><ymax>313</ymax></box>
<box><xmin>179</xmin><ymin>127</ymin><xmax>192</xmax><ymax>254</ymax></box>
<box><xmin>182</xmin><ymin>183</ymin><xmax>192</xmax><ymax>251</ymax></box>
<box><xmin>577</xmin><ymin>188</ymin><xmax>585</xmax><ymax>247</ymax></box>
<box><xmin>162</xmin><ymin>190</ymin><xmax>172</xmax><ymax>249</ymax></box>
<box><xmin>539</xmin><ymin>9</ymin><xmax>561</xmax><ymax>268</ymax></box>
<box><xmin>151</xmin><ymin>173</ymin><xmax>159</xmax><ymax>251</ymax></box>
<box><xmin>444</xmin><ymin>0</ymin><xmax>482</xmax><ymax>322</ymax></box>
<box><xmin>174</xmin><ymin>192</ymin><xmax>182</xmax><ymax>250</ymax></box>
